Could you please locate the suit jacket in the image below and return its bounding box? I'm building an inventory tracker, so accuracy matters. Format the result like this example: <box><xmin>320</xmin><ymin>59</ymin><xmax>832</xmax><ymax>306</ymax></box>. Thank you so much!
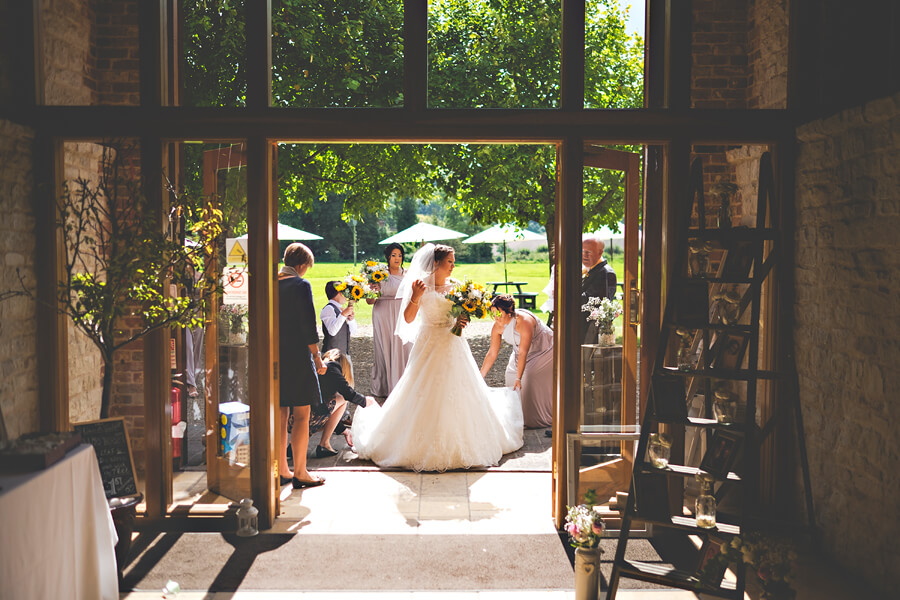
<box><xmin>581</xmin><ymin>260</ymin><xmax>617</xmax><ymax>343</ymax></box>
<box><xmin>278</xmin><ymin>276</ymin><xmax>322</xmax><ymax>407</ymax></box>
<box><xmin>318</xmin><ymin>361</ymin><xmax>366</xmax><ymax>408</ymax></box>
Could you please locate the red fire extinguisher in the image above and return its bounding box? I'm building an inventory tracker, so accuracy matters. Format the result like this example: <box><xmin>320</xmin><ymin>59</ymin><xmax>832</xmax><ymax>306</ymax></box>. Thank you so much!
<box><xmin>171</xmin><ymin>384</ymin><xmax>183</xmax><ymax>459</ymax></box>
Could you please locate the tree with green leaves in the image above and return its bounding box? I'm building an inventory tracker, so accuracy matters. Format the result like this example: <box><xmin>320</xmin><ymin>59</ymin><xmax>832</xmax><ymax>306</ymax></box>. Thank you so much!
<box><xmin>10</xmin><ymin>146</ymin><xmax>224</xmax><ymax>419</ymax></box>
<box><xmin>182</xmin><ymin>0</ymin><xmax>643</xmax><ymax>255</ymax></box>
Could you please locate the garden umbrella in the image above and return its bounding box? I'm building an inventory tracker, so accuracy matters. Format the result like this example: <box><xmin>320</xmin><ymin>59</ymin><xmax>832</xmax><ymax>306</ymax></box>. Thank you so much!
<box><xmin>378</xmin><ymin>222</ymin><xmax>468</xmax><ymax>245</ymax></box>
<box><xmin>237</xmin><ymin>222</ymin><xmax>323</xmax><ymax>241</ymax></box>
<box><xmin>463</xmin><ymin>224</ymin><xmax>545</xmax><ymax>283</ymax></box>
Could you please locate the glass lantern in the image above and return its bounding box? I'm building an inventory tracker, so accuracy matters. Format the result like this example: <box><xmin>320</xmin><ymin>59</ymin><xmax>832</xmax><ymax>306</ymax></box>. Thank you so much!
<box><xmin>648</xmin><ymin>433</ymin><xmax>672</xmax><ymax>469</ymax></box>
<box><xmin>713</xmin><ymin>388</ymin><xmax>739</xmax><ymax>424</ymax></box>
<box><xmin>236</xmin><ymin>498</ymin><xmax>259</xmax><ymax>537</ymax></box>
<box><xmin>712</xmin><ymin>287</ymin><xmax>741</xmax><ymax>325</ymax></box>
<box><xmin>675</xmin><ymin>328</ymin><xmax>696</xmax><ymax>371</ymax></box>
<box><xmin>688</xmin><ymin>241</ymin><xmax>712</xmax><ymax>278</ymax></box>
<box><xmin>695</xmin><ymin>472</ymin><xmax>717</xmax><ymax>529</ymax></box>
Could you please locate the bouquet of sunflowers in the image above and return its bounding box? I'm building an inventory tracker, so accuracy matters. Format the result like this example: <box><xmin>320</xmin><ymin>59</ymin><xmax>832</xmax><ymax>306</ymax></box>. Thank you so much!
<box><xmin>334</xmin><ymin>272</ymin><xmax>376</xmax><ymax>303</ymax></box>
<box><xmin>359</xmin><ymin>259</ymin><xmax>390</xmax><ymax>294</ymax></box>
<box><xmin>444</xmin><ymin>278</ymin><xmax>492</xmax><ymax>336</ymax></box>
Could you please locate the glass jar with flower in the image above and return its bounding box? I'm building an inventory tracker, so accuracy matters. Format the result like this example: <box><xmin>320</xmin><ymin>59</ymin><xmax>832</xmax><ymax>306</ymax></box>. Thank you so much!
<box><xmin>219</xmin><ymin>303</ymin><xmax>248</xmax><ymax>345</ymax></box>
<box><xmin>565</xmin><ymin>503</ymin><xmax>605</xmax><ymax>600</ymax></box>
<box><xmin>581</xmin><ymin>296</ymin><xmax>622</xmax><ymax>346</ymax></box>
<box><xmin>648</xmin><ymin>433</ymin><xmax>672</xmax><ymax>468</ymax></box>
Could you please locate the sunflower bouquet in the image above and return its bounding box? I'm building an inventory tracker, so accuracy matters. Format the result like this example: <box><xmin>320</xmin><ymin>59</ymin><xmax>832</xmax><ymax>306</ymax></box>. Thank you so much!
<box><xmin>444</xmin><ymin>278</ymin><xmax>492</xmax><ymax>336</ymax></box>
<box><xmin>334</xmin><ymin>272</ymin><xmax>376</xmax><ymax>303</ymax></box>
<box><xmin>359</xmin><ymin>259</ymin><xmax>390</xmax><ymax>295</ymax></box>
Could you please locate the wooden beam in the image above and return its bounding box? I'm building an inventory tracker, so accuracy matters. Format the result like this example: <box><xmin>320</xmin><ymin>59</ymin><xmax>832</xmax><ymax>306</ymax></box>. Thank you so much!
<box><xmin>560</xmin><ymin>0</ymin><xmax>585</xmax><ymax>111</ymax></box>
<box><xmin>246</xmin><ymin>136</ymin><xmax>278</xmax><ymax>529</ymax></box>
<box><xmin>34</xmin><ymin>135</ymin><xmax>70</xmax><ymax>433</ymax></box>
<box><xmin>665</xmin><ymin>0</ymin><xmax>692</xmax><ymax>110</ymax></box>
<box><xmin>553</xmin><ymin>137</ymin><xmax>583</xmax><ymax>526</ymax></box>
<box><xmin>645</xmin><ymin>0</ymin><xmax>666</xmax><ymax>109</ymax></box>
<box><xmin>639</xmin><ymin>145</ymin><xmax>663</xmax><ymax>419</ymax></box>
<box><xmin>142</xmin><ymin>137</ymin><xmax>173</xmax><ymax>518</ymax></box>
<box><xmin>21</xmin><ymin>106</ymin><xmax>794</xmax><ymax>144</ymax></box>
<box><xmin>404</xmin><ymin>0</ymin><xmax>427</xmax><ymax>112</ymax></box>
<box><xmin>583</xmin><ymin>146</ymin><xmax>635</xmax><ymax>171</ymax></box>
<box><xmin>246</xmin><ymin>0</ymin><xmax>272</xmax><ymax>109</ymax></box>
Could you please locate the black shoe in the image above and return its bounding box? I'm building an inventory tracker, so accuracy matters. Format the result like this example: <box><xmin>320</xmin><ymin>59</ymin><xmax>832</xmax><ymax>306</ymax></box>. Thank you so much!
<box><xmin>292</xmin><ymin>476</ymin><xmax>325</xmax><ymax>489</ymax></box>
<box><xmin>279</xmin><ymin>476</ymin><xmax>292</xmax><ymax>486</ymax></box>
<box><xmin>544</xmin><ymin>429</ymin><xmax>552</xmax><ymax>438</ymax></box>
<box><xmin>315</xmin><ymin>445</ymin><xmax>339</xmax><ymax>458</ymax></box>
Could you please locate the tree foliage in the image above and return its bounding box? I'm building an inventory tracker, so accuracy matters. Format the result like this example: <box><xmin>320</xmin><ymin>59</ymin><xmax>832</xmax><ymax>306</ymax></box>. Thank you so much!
<box><xmin>57</xmin><ymin>146</ymin><xmax>223</xmax><ymax>418</ymax></box>
<box><xmin>181</xmin><ymin>0</ymin><xmax>644</xmax><ymax>253</ymax></box>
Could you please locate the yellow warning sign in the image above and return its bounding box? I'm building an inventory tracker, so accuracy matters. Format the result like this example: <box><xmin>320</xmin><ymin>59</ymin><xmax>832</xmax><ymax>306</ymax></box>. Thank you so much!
<box><xmin>228</xmin><ymin>240</ymin><xmax>248</xmax><ymax>264</ymax></box>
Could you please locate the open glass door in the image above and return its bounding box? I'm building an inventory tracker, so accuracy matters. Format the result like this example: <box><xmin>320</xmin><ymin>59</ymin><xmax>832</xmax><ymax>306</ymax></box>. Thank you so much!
<box><xmin>568</xmin><ymin>145</ymin><xmax>642</xmax><ymax>514</ymax></box>
<box><xmin>202</xmin><ymin>143</ymin><xmax>252</xmax><ymax>502</ymax></box>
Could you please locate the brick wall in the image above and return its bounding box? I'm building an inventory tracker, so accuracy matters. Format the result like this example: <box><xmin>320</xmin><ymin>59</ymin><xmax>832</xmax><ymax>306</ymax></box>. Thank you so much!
<box><xmin>691</xmin><ymin>0</ymin><xmax>749</xmax><ymax>109</ymax></box>
<box><xmin>794</xmin><ymin>91</ymin><xmax>900</xmax><ymax>592</ymax></box>
<box><xmin>0</xmin><ymin>121</ymin><xmax>39</xmax><ymax>439</ymax></box>
<box><xmin>94</xmin><ymin>0</ymin><xmax>140</xmax><ymax>106</ymax></box>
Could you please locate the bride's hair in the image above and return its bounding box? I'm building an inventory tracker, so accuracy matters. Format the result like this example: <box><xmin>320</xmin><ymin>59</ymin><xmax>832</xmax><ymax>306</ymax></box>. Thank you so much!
<box><xmin>434</xmin><ymin>244</ymin><xmax>454</xmax><ymax>264</ymax></box>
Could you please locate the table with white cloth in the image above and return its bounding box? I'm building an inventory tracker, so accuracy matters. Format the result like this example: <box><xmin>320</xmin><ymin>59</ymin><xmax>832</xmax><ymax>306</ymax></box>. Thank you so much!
<box><xmin>0</xmin><ymin>443</ymin><xmax>119</xmax><ymax>600</ymax></box>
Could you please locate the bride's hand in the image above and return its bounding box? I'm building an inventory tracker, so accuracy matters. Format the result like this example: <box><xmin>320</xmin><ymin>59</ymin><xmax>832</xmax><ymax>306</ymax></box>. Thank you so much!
<box><xmin>455</xmin><ymin>313</ymin><xmax>470</xmax><ymax>329</ymax></box>
<box><xmin>512</xmin><ymin>378</ymin><xmax>522</xmax><ymax>391</ymax></box>
<box><xmin>364</xmin><ymin>395</ymin><xmax>376</xmax><ymax>408</ymax></box>
<box><xmin>411</xmin><ymin>279</ymin><xmax>426</xmax><ymax>301</ymax></box>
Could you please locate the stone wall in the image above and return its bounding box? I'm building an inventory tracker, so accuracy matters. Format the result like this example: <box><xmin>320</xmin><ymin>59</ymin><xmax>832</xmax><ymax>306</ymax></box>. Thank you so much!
<box><xmin>40</xmin><ymin>0</ymin><xmax>96</xmax><ymax>105</ymax></box>
<box><xmin>63</xmin><ymin>141</ymin><xmax>105</xmax><ymax>423</ymax></box>
<box><xmin>794</xmin><ymin>91</ymin><xmax>900</xmax><ymax>592</ymax></box>
<box><xmin>0</xmin><ymin>121</ymin><xmax>39</xmax><ymax>439</ymax></box>
<box><xmin>748</xmin><ymin>0</ymin><xmax>787</xmax><ymax>109</ymax></box>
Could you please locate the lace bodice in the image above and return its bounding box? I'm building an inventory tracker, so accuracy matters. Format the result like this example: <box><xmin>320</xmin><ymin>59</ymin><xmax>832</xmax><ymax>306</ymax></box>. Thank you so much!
<box><xmin>418</xmin><ymin>288</ymin><xmax>455</xmax><ymax>330</ymax></box>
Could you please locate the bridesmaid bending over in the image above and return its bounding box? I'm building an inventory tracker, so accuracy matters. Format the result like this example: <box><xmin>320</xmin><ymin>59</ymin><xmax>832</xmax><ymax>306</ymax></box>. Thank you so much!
<box><xmin>480</xmin><ymin>294</ymin><xmax>554</xmax><ymax>429</ymax></box>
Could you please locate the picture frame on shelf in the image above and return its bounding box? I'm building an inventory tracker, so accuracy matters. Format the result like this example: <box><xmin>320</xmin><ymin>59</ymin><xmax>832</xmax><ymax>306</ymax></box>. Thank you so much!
<box><xmin>712</xmin><ymin>332</ymin><xmax>749</xmax><ymax>370</ymax></box>
<box><xmin>651</xmin><ymin>375</ymin><xmax>688</xmax><ymax>422</ymax></box>
<box><xmin>695</xmin><ymin>536</ymin><xmax>729</xmax><ymax>587</ymax></box>
<box><xmin>633</xmin><ymin>471</ymin><xmax>671</xmax><ymax>521</ymax></box>
<box><xmin>721</xmin><ymin>240</ymin><xmax>755</xmax><ymax>280</ymax></box>
<box><xmin>675</xmin><ymin>280</ymin><xmax>709</xmax><ymax>327</ymax></box>
<box><xmin>699</xmin><ymin>430</ymin><xmax>742</xmax><ymax>479</ymax></box>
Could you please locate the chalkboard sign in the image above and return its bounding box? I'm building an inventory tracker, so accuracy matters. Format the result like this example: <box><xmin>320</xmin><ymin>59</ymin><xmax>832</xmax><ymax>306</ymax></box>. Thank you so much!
<box><xmin>73</xmin><ymin>417</ymin><xmax>138</xmax><ymax>499</ymax></box>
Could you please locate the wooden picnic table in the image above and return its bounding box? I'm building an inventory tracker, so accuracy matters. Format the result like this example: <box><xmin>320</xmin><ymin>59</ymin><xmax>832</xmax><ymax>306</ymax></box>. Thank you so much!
<box><xmin>486</xmin><ymin>281</ymin><xmax>538</xmax><ymax>309</ymax></box>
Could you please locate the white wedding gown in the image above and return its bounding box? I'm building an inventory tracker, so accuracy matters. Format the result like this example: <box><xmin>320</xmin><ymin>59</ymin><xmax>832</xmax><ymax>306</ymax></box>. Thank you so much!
<box><xmin>351</xmin><ymin>287</ymin><xmax>524</xmax><ymax>471</ymax></box>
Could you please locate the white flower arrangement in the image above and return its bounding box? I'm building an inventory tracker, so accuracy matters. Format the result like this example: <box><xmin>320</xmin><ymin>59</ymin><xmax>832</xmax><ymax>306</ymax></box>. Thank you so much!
<box><xmin>581</xmin><ymin>296</ymin><xmax>622</xmax><ymax>335</ymax></box>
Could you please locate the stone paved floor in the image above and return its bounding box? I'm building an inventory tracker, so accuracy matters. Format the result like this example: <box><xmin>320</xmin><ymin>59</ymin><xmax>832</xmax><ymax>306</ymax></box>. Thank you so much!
<box><xmin>131</xmin><ymin>469</ymin><xmax>870</xmax><ymax>600</ymax></box>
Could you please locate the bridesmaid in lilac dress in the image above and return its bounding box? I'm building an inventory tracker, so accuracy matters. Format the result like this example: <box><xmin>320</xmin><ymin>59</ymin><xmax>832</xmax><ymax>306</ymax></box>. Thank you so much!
<box><xmin>368</xmin><ymin>243</ymin><xmax>413</xmax><ymax>397</ymax></box>
<box><xmin>480</xmin><ymin>294</ymin><xmax>554</xmax><ymax>428</ymax></box>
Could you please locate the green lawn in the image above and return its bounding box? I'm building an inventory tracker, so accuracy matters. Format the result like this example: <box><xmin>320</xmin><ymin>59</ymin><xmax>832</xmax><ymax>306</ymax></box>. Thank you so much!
<box><xmin>302</xmin><ymin>257</ymin><xmax>625</xmax><ymax>326</ymax></box>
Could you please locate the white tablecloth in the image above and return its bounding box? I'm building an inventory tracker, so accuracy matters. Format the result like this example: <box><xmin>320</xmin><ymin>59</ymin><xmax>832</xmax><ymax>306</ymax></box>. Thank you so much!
<box><xmin>0</xmin><ymin>444</ymin><xmax>119</xmax><ymax>600</ymax></box>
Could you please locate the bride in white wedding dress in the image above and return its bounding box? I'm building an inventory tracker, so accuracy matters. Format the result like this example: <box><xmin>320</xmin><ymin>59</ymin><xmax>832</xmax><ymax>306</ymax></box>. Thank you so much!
<box><xmin>351</xmin><ymin>243</ymin><xmax>524</xmax><ymax>471</ymax></box>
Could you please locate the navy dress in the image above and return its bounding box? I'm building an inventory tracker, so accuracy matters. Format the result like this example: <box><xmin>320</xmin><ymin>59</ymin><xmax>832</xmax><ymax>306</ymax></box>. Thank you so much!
<box><xmin>278</xmin><ymin>275</ymin><xmax>322</xmax><ymax>408</ymax></box>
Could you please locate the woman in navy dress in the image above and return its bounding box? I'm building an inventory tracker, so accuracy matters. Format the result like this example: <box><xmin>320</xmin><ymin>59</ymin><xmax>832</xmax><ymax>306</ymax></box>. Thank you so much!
<box><xmin>278</xmin><ymin>243</ymin><xmax>327</xmax><ymax>489</ymax></box>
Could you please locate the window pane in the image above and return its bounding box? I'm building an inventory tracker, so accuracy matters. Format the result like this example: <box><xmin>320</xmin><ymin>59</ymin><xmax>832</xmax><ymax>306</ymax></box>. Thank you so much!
<box><xmin>428</xmin><ymin>0</ymin><xmax>560</xmax><ymax>108</ymax></box>
<box><xmin>182</xmin><ymin>2</ymin><xmax>248</xmax><ymax>107</ymax></box>
<box><xmin>584</xmin><ymin>0</ymin><xmax>644</xmax><ymax>109</ymax></box>
<box><xmin>272</xmin><ymin>0</ymin><xmax>404</xmax><ymax>108</ymax></box>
